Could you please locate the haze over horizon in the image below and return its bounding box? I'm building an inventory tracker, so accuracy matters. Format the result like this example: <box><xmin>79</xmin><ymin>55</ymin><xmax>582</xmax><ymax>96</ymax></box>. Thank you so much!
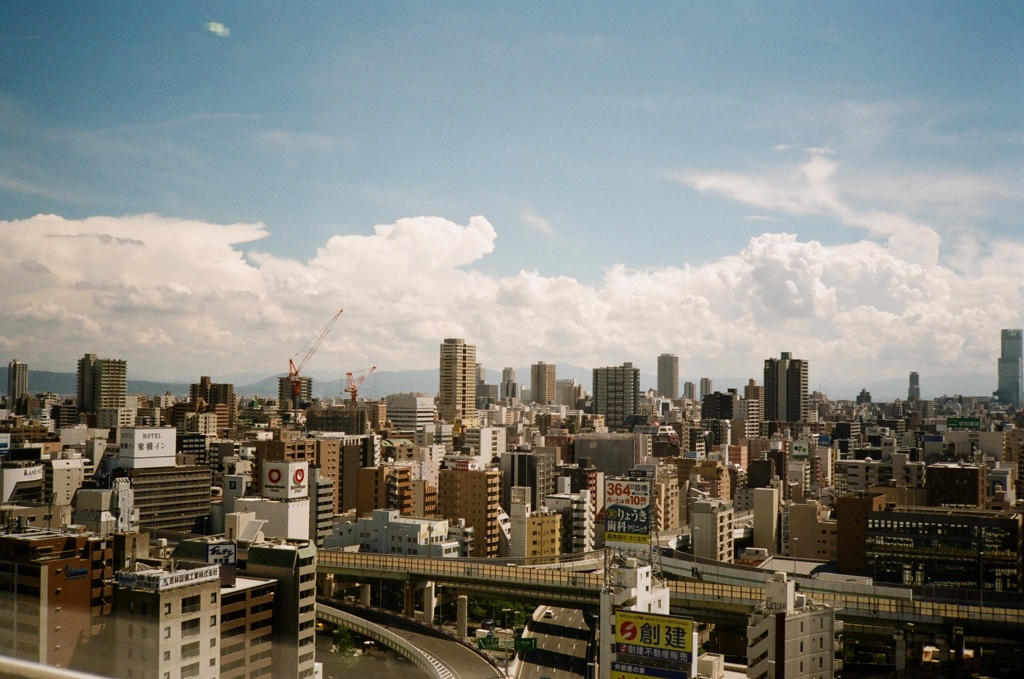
<box><xmin>2</xmin><ymin>3</ymin><xmax>1022</xmax><ymax>394</ymax></box>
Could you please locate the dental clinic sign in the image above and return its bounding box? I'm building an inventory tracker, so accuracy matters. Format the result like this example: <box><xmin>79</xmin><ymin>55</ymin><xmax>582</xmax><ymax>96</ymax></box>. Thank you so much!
<box><xmin>605</xmin><ymin>478</ymin><xmax>651</xmax><ymax>548</ymax></box>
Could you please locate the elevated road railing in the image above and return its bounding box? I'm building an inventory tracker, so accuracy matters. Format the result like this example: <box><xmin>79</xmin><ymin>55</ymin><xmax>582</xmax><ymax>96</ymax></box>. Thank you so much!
<box><xmin>316</xmin><ymin>601</ymin><xmax>455</xmax><ymax>679</ymax></box>
<box><xmin>318</xmin><ymin>551</ymin><xmax>1024</xmax><ymax>637</ymax></box>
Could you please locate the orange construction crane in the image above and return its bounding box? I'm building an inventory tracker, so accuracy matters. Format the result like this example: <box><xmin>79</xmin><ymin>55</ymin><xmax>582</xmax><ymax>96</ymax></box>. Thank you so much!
<box><xmin>344</xmin><ymin>366</ymin><xmax>377</xmax><ymax>403</ymax></box>
<box><xmin>288</xmin><ymin>308</ymin><xmax>343</xmax><ymax>407</ymax></box>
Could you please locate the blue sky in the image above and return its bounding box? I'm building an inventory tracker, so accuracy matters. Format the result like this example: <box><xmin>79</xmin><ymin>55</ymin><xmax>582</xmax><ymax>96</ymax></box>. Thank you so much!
<box><xmin>1</xmin><ymin>2</ymin><xmax>1022</xmax><ymax>397</ymax></box>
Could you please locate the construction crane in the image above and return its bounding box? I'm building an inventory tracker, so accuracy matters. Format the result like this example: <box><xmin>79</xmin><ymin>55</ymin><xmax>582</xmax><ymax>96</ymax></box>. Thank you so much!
<box><xmin>344</xmin><ymin>366</ymin><xmax>377</xmax><ymax>403</ymax></box>
<box><xmin>287</xmin><ymin>308</ymin><xmax>343</xmax><ymax>408</ymax></box>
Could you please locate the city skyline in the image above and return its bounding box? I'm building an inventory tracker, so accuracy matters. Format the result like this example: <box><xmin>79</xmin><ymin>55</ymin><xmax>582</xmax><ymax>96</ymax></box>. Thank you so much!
<box><xmin>1</xmin><ymin>3</ymin><xmax>1022</xmax><ymax>392</ymax></box>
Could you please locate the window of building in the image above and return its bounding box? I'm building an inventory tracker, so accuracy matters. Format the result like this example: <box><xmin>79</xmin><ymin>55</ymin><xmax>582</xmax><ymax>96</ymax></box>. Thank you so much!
<box><xmin>164</xmin><ymin>603</ymin><xmax>171</xmax><ymax>615</ymax></box>
<box><xmin>181</xmin><ymin>662</ymin><xmax>200</xmax><ymax>678</ymax></box>
<box><xmin>163</xmin><ymin>626</ymin><xmax>171</xmax><ymax>639</ymax></box>
<box><xmin>163</xmin><ymin>651</ymin><xmax>170</xmax><ymax>661</ymax></box>
<box><xmin>181</xmin><ymin>641</ymin><xmax>200</xmax><ymax>660</ymax></box>
<box><xmin>181</xmin><ymin>595</ymin><xmax>201</xmax><ymax>614</ymax></box>
<box><xmin>211</xmin><ymin>615</ymin><xmax>216</xmax><ymax>627</ymax></box>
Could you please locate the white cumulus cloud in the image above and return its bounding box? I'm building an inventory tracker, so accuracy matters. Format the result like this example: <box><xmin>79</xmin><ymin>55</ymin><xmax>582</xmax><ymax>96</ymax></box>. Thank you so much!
<box><xmin>1</xmin><ymin>204</ymin><xmax>1021</xmax><ymax>394</ymax></box>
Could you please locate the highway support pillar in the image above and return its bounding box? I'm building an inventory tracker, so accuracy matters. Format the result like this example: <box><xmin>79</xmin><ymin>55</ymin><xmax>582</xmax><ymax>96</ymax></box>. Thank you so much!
<box><xmin>457</xmin><ymin>594</ymin><xmax>469</xmax><ymax>639</ymax></box>
<box><xmin>423</xmin><ymin>581</ymin><xmax>436</xmax><ymax>624</ymax></box>
<box><xmin>894</xmin><ymin>631</ymin><xmax>907</xmax><ymax>671</ymax></box>
<box><xmin>360</xmin><ymin>583</ymin><xmax>371</xmax><ymax>606</ymax></box>
<box><xmin>404</xmin><ymin>581</ymin><xmax>415</xmax><ymax>617</ymax></box>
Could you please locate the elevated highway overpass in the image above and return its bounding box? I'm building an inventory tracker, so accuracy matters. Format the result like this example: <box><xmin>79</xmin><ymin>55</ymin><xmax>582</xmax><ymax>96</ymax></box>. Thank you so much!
<box><xmin>318</xmin><ymin>550</ymin><xmax>1024</xmax><ymax>639</ymax></box>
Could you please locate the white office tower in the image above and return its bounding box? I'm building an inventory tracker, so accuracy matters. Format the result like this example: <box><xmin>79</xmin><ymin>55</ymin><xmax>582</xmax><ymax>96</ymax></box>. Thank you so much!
<box><xmin>747</xmin><ymin>573</ymin><xmax>840</xmax><ymax>679</ymax></box>
<box><xmin>386</xmin><ymin>392</ymin><xmax>437</xmax><ymax>433</ymax></box>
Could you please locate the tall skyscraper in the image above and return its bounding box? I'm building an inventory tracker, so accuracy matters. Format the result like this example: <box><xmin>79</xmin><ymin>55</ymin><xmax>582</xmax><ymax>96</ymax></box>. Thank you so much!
<box><xmin>500</xmin><ymin>367</ymin><xmax>519</xmax><ymax>401</ymax></box>
<box><xmin>657</xmin><ymin>353</ymin><xmax>679</xmax><ymax>399</ymax></box>
<box><xmin>76</xmin><ymin>353</ymin><xmax>127</xmax><ymax>414</ymax></box>
<box><xmin>743</xmin><ymin>378</ymin><xmax>765</xmax><ymax>422</ymax></box>
<box><xmin>530</xmin><ymin>361</ymin><xmax>556</xmax><ymax>405</ymax></box>
<box><xmin>763</xmin><ymin>351</ymin><xmax>809</xmax><ymax>423</ymax></box>
<box><xmin>699</xmin><ymin>377</ymin><xmax>713</xmax><ymax>400</ymax></box>
<box><xmin>438</xmin><ymin>338</ymin><xmax>476</xmax><ymax>423</ymax></box>
<box><xmin>996</xmin><ymin>329</ymin><xmax>1023</xmax><ymax>408</ymax></box>
<box><xmin>683</xmin><ymin>381</ymin><xmax>696</xmax><ymax>401</ymax></box>
<box><xmin>190</xmin><ymin>375</ymin><xmax>237</xmax><ymax>428</ymax></box>
<box><xmin>907</xmin><ymin>371</ymin><xmax>921</xmax><ymax>402</ymax></box>
<box><xmin>592</xmin><ymin>362</ymin><xmax>640</xmax><ymax>429</ymax></box>
<box><xmin>6</xmin><ymin>359</ymin><xmax>28</xmax><ymax>410</ymax></box>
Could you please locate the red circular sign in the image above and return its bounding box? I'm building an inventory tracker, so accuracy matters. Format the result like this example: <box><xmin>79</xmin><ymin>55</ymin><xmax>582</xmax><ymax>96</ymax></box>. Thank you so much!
<box><xmin>294</xmin><ymin>468</ymin><xmax>305</xmax><ymax>484</ymax></box>
<box><xmin>619</xmin><ymin>621</ymin><xmax>637</xmax><ymax>641</ymax></box>
<box><xmin>267</xmin><ymin>468</ymin><xmax>282</xmax><ymax>484</ymax></box>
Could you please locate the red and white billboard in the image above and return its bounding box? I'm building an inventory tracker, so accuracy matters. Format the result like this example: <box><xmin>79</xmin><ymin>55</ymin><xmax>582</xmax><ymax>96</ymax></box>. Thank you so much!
<box><xmin>263</xmin><ymin>461</ymin><xmax>309</xmax><ymax>500</ymax></box>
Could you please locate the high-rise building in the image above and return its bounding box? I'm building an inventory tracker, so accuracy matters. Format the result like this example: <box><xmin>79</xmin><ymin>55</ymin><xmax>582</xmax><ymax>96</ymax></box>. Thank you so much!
<box><xmin>500</xmin><ymin>367</ymin><xmax>519</xmax><ymax>401</ymax></box>
<box><xmin>385</xmin><ymin>393</ymin><xmax>436</xmax><ymax>432</ymax></box>
<box><xmin>190</xmin><ymin>375</ymin><xmax>238</xmax><ymax>429</ymax></box>
<box><xmin>278</xmin><ymin>376</ymin><xmax>312</xmax><ymax>412</ymax></box>
<box><xmin>555</xmin><ymin>379</ymin><xmax>582</xmax><ymax>407</ymax></box>
<box><xmin>76</xmin><ymin>353</ymin><xmax>127</xmax><ymax>414</ymax></box>
<box><xmin>763</xmin><ymin>351</ymin><xmax>809</xmax><ymax>423</ymax></box>
<box><xmin>699</xmin><ymin>377</ymin><xmax>713</xmax><ymax>400</ymax></box>
<box><xmin>530</xmin><ymin>361</ymin><xmax>556</xmax><ymax>405</ymax></box>
<box><xmin>743</xmin><ymin>378</ymin><xmax>765</xmax><ymax>422</ymax></box>
<box><xmin>438</xmin><ymin>338</ymin><xmax>476</xmax><ymax>423</ymax></box>
<box><xmin>682</xmin><ymin>381</ymin><xmax>696</xmax><ymax>401</ymax></box>
<box><xmin>996</xmin><ymin>329</ymin><xmax>1023</xmax><ymax>408</ymax></box>
<box><xmin>907</xmin><ymin>371</ymin><xmax>921</xmax><ymax>402</ymax></box>
<box><xmin>656</xmin><ymin>353</ymin><xmax>678</xmax><ymax>400</ymax></box>
<box><xmin>7</xmin><ymin>359</ymin><xmax>28</xmax><ymax>411</ymax></box>
<box><xmin>592</xmin><ymin>362</ymin><xmax>640</xmax><ymax>429</ymax></box>
<box><xmin>437</xmin><ymin>467</ymin><xmax>501</xmax><ymax>558</ymax></box>
<box><xmin>244</xmin><ymin>541</ymin><xmax>318</xmax><ymax>679</ymax></box>
<box><xmin>500</xmin><ymin>448</ymin><xmax>557</xmax><ymax>511</ymax></box>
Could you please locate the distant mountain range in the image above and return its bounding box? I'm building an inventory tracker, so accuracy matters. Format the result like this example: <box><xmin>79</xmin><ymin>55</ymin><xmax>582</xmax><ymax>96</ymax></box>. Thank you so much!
<box><xmin>0</xmin><ymin>366</ymin><xmax>996</xmax><ymax>402</ymax></box>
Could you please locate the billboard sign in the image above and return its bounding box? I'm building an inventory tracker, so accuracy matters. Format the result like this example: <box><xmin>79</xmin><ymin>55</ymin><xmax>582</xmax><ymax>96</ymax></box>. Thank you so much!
<box><xmin>946</xmin><ymin>417</ymin><xmax>981</xmax><ymax>431</ymax></box>
<box><xmin>263</xmin><ymin>460</ymin><xmax>309</xmax><ymax>499</ymax></box>
<box><xmin>605</xmin><ymin>479</ymin><xmax>651</xmax><ymax>546</ymax></box>
<box><xmin>614</xmin><ymin>611</ymin><xmax>694</xmax><ymax>663</ymax></box>
<box><xmin>611</xmin><ymin>662</ymin><xmax>689</xmax><ymax>679</ymax></box>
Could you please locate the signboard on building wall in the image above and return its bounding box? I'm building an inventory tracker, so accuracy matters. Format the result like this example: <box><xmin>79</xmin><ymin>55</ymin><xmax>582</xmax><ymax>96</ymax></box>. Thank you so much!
<box><xmin>614</xmin><ymin>610</ymin><xmax>694</xmax><ymax>663</ymax></box>
<box><xmin>611</xmin><ymin>662</ymin><xmax>688</xmax><ymax>679</ymax></box>
<box><xmin>946</xmin><ymin>417</ymin><xmax>981</xmax><ymax>431</ymax></box>
<box><xmin>117</xmin><ymin>565</ymin><xmax>220</xmax><ymax>592</ymax></box>
<box><xmin>263</xmin><ymin>461</ymin><xmax>309</xmax><ymax>500</ymax></box>
<box><xmin>207</xmin><ymin>542</ymin><xmax>237</xmax><ymax>565</ymax></box>
<box><xmin>605</xmin><ymin>479</ymin><xmax>651</xmax><ymax>546</ymax></box>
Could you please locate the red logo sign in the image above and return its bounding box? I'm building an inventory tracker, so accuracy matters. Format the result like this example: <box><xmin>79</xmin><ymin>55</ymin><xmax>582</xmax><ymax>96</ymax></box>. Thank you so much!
<box><xmin>267</xmin><ymin>468</ymin><xmax>282</xmax><ymax>484</ymax></box>
<box><xmin>619</xmin><ymin>621</ymin><xmax>637</xmax><ymax>641</ymax></box>
<box><xmin>294</xmin><ymin>468</ymin><xmax>305</xmax><ymax>484</ymax></box>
